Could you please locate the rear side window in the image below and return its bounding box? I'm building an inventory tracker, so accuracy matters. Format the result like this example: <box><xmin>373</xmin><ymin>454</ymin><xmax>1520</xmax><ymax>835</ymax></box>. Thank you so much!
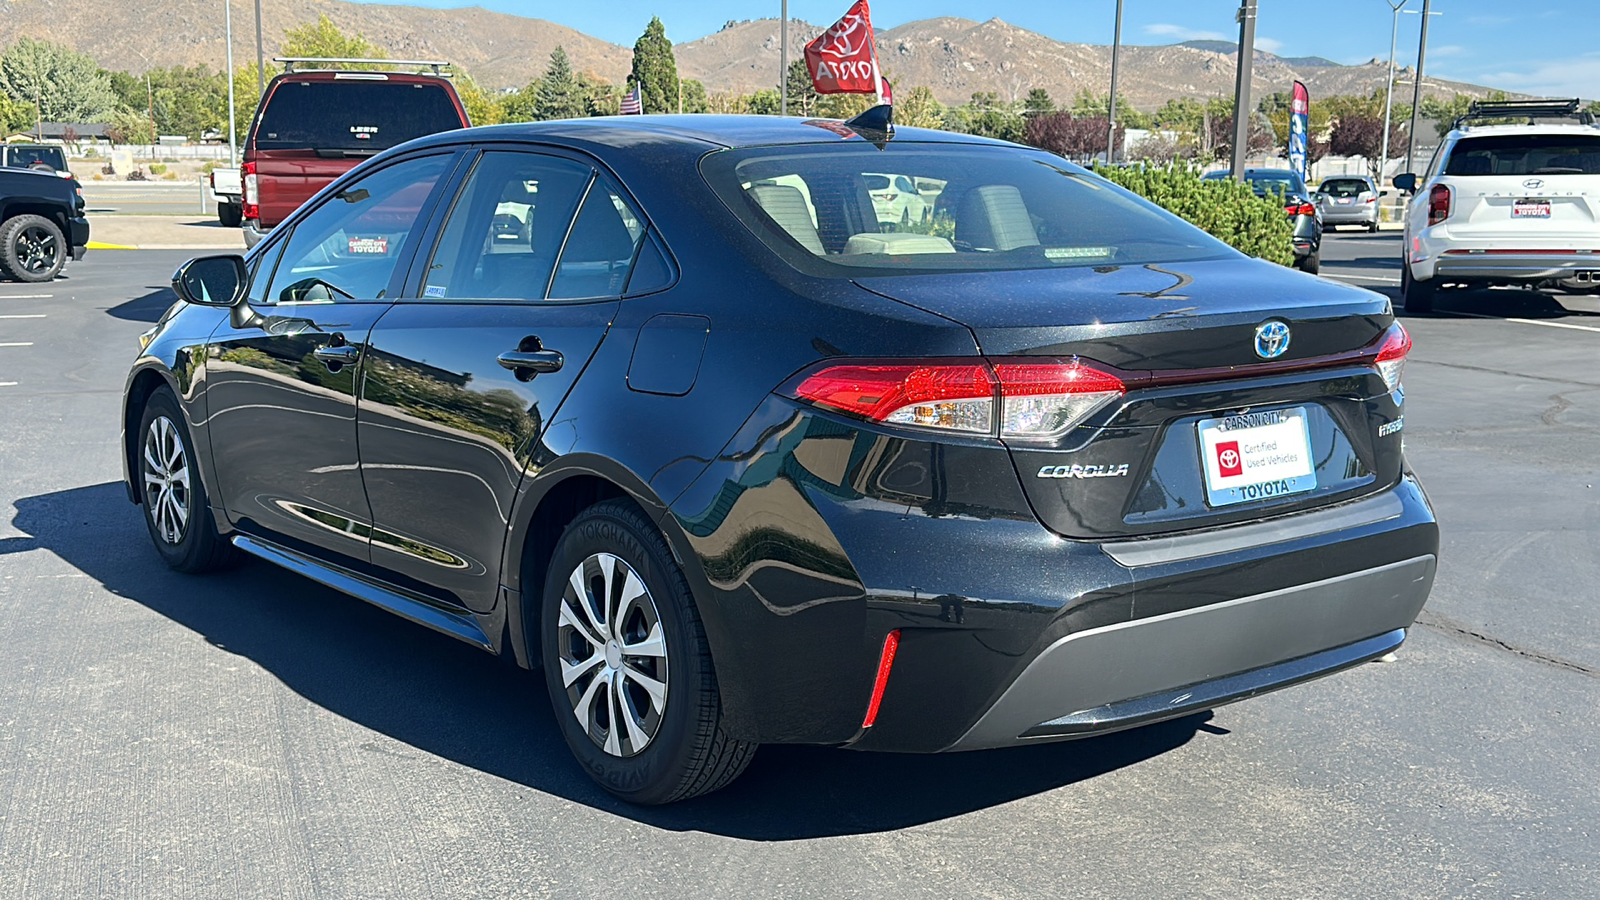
<box><xmin>252</xmin><ymin>79</ymin><xmax>466</xmax><ymax>153</ymax></box>
<box><xmin>7</xmin><ymin>146</ymin><xmax>66</xmax><ymax>170</ymax></box>
<box><xmin>704</xmin><ymin>143</ymin><xmax>1233</xmax><ymax>276</ymax></box>
<box><xmin>1444</xmin><ymin>135</ymin><xmax>1600</xmax><ymax>176</ymax></box>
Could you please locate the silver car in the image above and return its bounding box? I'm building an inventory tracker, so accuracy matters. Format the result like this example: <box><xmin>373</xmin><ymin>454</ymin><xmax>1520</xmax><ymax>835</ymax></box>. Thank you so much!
<box><xmin>1316</xmin><ymin>175</ymin><xmax>1383</xmax><ymax>231</ymax></box>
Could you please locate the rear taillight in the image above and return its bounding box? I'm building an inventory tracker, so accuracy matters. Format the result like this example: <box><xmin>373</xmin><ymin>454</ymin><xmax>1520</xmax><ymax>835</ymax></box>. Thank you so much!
<box><xmin>790</xmin><ymin>358</ymin><xmax>1126</xmax><ymax>439</ymax></box>
<box><xmin>1286</xmin><ymin>202</ymin><xmax>1315</xmax><ymax>217</ymax></box>
<box><xmin>241</xmin><ymin>161</ymin><xmax>258</xmax><ymax>220</ymax></box>
<box><xmin>1375</xmin><ymin>323</ymin><xmax>1410</xmax><ymax>392</ymax></box>
<box><xmin>1427</xmin><ymin>184</ymin><xmax>1451</xmax><ymax>227</ymax></box>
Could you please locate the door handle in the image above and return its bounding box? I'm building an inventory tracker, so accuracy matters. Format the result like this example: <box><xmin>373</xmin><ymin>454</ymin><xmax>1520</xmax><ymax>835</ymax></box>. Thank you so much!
<box><xmin>313</xmin><ymin>344</ymin><xmax>361</xmax><ymax>366</ymax></box>
<box><xmin>497</xmin><ymin>349</ymin><xmax>564</xmax><ymax>374</ymax></box>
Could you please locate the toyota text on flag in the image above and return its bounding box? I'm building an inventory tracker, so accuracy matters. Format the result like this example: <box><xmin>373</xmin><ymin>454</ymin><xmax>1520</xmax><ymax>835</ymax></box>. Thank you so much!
<box><xmin>804</xmin><ymin>0</ymin><xmax>880</xmax><ymax>95</ymax></box>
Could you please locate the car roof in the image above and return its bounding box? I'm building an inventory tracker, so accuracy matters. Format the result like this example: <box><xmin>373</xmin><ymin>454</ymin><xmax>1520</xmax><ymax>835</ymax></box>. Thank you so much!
<box><xmin>406</xmin><ymin>114</ymin><xmax>1016</xmax><ymax>153</ymax></box>
<box><xmin>268</xmin><ymin>69</ymin><xmax>455</xmax><ymax>86</ymax></box>
<box><xmin>1447</xmin><ymin>123</ymin><xmax>1600</xmax><ymax>140</ymax></box>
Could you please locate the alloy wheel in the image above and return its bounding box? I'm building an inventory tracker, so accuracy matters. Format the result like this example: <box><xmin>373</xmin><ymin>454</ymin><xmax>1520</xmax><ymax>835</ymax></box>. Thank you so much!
<box><xmin>556</xmin><ymin>552</ymin><xmax>669</xmax><ymax>758</ymax></box>
<box><xmin>15</xmin><ymin>224</ymin><xmax>59</xmax><ymax>274</ymax></box>
<box><xmin>142</xmin><ymin>415</ymin><xmax>191</xmax><ymax>545</ymax></box>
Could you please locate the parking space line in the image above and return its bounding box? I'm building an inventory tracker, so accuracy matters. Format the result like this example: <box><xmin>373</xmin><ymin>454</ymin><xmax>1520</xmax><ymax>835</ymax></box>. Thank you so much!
<box><xmin>0</xmin><ymin>294</ymin><xmax>53</xmax><ymax>299</ymax></box>
<box><xmin>0</xmin><ymin>314</ymin><xmax>46</xmax><ymax>319</ymax></box>
<box><xmin>1322</xmin><ymin>272</ymin><xmax>1403</xmax><ymax>285</ymax></box>
<box><xmin>0</xmin><ymin>382</ymin><xmax>16</xmax><ymax>387</ymax></box>
<box><xmin>1451</xmin><ymin>311</ymin><xmax>1600</xmax><ymax>333</ymax></box>
<box><xmin>0</xmin><ymin>342</ymin><xmax>35</xmax><ymax>347</ymax></box>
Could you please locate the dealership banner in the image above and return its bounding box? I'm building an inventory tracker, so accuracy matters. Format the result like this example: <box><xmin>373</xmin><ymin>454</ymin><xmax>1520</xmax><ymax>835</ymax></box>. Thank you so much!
<box><xmin>805</xmin><ymin>0</ymin><xmax>881</xmax><ymax>95</ymax></box>
<box><xmin>1288</xmin><ymin>81</ymin><xmax>1310</xmax><ymax>181</ymax></box>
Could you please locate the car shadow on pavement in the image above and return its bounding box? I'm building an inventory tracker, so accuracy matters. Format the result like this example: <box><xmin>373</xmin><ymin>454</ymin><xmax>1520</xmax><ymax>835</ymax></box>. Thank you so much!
<box><xmin>106</xmin><ymin>285</ymin><xmax>177</xmax><ymax>323</ymax></box>
<box><xmin>5</xmin><ymin>482</ymin><xmax>1206</xmax><ymax>839</ymax></box>
<box><xmin>1408</xmin><ymin>287</ymin><xmax>1600</xmax><ymax>321</ymax></box>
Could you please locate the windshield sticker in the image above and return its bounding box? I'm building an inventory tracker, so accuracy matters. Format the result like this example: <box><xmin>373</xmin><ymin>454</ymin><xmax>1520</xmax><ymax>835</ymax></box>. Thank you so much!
<box><xmin>348</xmin><ymin>237</ymin><xmax>389</xmax><ymax>255</ymax></box>
<box><xmin>423</xmin><ymin>285</ymin><xmax>447</xmax><ymax>298</ymax></box>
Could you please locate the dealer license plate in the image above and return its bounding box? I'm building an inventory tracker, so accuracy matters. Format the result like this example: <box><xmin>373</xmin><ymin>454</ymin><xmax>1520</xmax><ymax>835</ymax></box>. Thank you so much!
<box><xmin>1513</xmin><ymin>199</ymin><xmax>1552</xmax><ymax>218</ymax></box>
<box><xmin>1197</xmin><ymin>407</ymin><xmax>1316</xmax><ymax>507</ymax></box>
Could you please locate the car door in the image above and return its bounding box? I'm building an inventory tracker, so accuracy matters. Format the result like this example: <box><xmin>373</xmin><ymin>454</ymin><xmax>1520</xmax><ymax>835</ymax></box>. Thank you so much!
<box><xmin>204</xmin><ymin>151</ymin><xmax>458</xmax><ymax>561</ymax></box>
<box><xmin>358</xmin><ymin>148</ymin><xmax>647</xmax><ymax>611</ymax></box>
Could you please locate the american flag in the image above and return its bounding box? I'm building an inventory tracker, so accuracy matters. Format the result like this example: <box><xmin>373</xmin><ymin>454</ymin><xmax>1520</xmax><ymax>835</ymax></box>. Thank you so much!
<box><xmin>619</xmin><ymin>85</ymin><xmax>643</xmax><ymax>115</ymax></box>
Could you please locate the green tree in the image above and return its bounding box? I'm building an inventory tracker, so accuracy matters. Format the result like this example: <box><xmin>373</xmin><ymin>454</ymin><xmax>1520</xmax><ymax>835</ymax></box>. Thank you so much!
<box><xmin>280</xmin><ymin>15</ymin><xmax>388</xmax><ymax>68</ymax></box>
<box><xmin>1023</xmin><ymin>87</ymin><xmax>1054</xmax><ymax>119</ymax></box>
<box><xmin>536</xmin><ymin>47</ymin><xmax>584</xmax><ymax>121</ymax></box>
<box><xmin>1152</xmin><ymin>97</ymin><xmax>1205</xmax><ymax>133</ymax></box>
<box><xmin>628</xmin><ymin>17</ymin><xmax>678</xmax><ymax>114</ymax></box>
<box><xmin>455</xmin><ymin>72</ymin><xmax>502</xmax><ymax>126</ymax></box>
<box><xmin>785</xmin><ymin>58</ymin><xmax>819</xmax><ymax>116</ymax></box>
<box><xmin>107</xmin><ymin>106</ymin><xmax>155</xmax><ymax>144</ymax></box>
<box><xmin>678</xmin><ymin>78</ymin><xmax>708</xmax><ymax>114</ymax></box>
<box><xmin>1069</xmin><ymin>88</ymin><xmax>1149</xmax><ymax>128</ymax></box>
<box><xmin>0</xmin><ymin>37</ymin><xmax>116</xmax><ymax>124</ymax></box>
<box><xmin>500</xmin><ymin>81</ymin><xmax>541</xmax><ymax>122</ymax></box>
<box><xmin>746</xmin><ymin>89</ymin><xmax>781</xmax><ymax>116</ymax></box>
<box><xmin>579</xmin><ymin>74</ymin><xmax>620</xmax><ymax>116</ymax></box>
<box><xmin>0</xmin><ymin>91</ymin><xmax>34</xmax><ymax>135</ymax></box>
<box><xmin>898</xmin><ymin>86</ymin><xmax>945</xmax><ymax>129</ymax></box>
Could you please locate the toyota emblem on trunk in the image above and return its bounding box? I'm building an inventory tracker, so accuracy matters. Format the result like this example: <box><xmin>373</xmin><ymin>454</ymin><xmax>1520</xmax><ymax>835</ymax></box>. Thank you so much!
<box><xmin>1254</xmin><ymin>321</ymin><xmax>1291</xmax><ymax>359</ymax></box>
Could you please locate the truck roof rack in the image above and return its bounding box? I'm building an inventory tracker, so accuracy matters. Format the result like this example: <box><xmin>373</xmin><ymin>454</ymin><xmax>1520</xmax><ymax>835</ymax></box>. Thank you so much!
<box><xmin>274</xmin><ymin>57</ymin><xmax>454</xmax><ymax>77</ymax></box>
<box><xmin>1454</xmin><ymin>98</ymin><xmax>1593</xmax><ymax>129</ymax></box>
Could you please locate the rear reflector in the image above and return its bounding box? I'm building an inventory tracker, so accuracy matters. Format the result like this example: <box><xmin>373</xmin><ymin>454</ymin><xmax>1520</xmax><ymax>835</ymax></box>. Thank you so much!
<box><xmin>790</xmin><ymin>357</ymin><xmax>1126</xmax><ymax>439</ymax></box>
<box><xmin>861</xmin><ymin>629</ymin><xmax>901</xmax><ymax>729</ymax></box>
<box><xmin>1375</xmin><ymin>322</ymin><xmax>1410</xmax><ymax>392</ymax></box>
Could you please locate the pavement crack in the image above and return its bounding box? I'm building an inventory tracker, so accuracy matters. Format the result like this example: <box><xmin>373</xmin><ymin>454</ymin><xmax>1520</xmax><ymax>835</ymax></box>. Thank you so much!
<box><xmin>1416</xmin><ymin>610</ymin><xmax>1598</xmax><ymax>679</ymax></box>
<box><xmin>1539</xmin><ymin>392</ymin><xmax>1575</xmax><ymax>428</ymax></box>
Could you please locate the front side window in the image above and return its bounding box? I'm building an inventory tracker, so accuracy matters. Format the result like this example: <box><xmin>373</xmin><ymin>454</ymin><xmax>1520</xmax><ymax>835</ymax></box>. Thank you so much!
<box><xmin>1444</xmin><ymin>134</ymin><xmax>1600</xmax><ymax>176</ymax></box>
<box><xmin>420</xmin><ymin>151</ymin><xmax>594</xmax><ymax>301</ymax></box>
<box><xmin>704</xmin><ymin>143</ymin><xmax>1234</xmax><ymax>276</ymax></box>
<box><xmin>265</xmin><ymin>154</ymin><xmax>450</xmax><ymax>304</ymax></box>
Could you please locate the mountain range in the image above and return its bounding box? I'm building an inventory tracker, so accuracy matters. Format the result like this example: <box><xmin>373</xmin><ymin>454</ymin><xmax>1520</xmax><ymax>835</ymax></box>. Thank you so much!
<box><xmin>0</xmin><ymin>0</ymin><xmax>1510</xmax><ymax>109</ymax></box>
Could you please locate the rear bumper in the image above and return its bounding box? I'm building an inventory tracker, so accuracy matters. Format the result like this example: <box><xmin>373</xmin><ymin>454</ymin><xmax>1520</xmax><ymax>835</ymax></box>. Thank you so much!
<box><xmin>947</xmin><ymin>556</ymin><xmax>1431</xmax><ymax>750</ymax></box>
<box><xmin>68</xmin><ymin>215</ymin><xmax>89</xmax><ymax>259</ymax></box>
<box><xmin>1323</xmin><ymin>207</ymin><xmax>1378</xmax><ymax>225</ymax></box>
<box><xmin>242</xmin><ymin>219</ymin><xmax>270</xmax><ymax>248</ymax></box>
<box><xmin>1433</xmin><ymin>250</ymin><xmax>1600</xmax><ymax>281</ymax></box>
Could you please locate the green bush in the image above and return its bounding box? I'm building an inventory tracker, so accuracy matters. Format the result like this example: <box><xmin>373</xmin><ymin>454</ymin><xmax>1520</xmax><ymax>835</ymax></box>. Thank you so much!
<box><xmin>148</xmin><ymin>162</ymin><xmax>168</xmax><ymax>175</ymax></box>
<box><xmin>1092</xmin><ymin>163</ymin><xmax>1294</xmax><ymax>266</ymax></box>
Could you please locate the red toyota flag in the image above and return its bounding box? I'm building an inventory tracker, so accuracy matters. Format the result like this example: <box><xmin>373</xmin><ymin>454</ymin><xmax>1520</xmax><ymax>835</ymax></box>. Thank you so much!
<box><xmin>805</xmin><ymin>0</ymin><xmax>880</xmax><ymax>95</ymax></box>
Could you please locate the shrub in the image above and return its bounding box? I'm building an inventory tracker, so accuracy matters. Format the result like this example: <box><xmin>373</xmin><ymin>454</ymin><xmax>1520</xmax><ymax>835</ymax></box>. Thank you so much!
<box><xmin>161</xmin><ymin>171</ymin><xmax>177</xmax><ymax>180</ymax></box>
<box><xmin>1092</xmin><ymin>162</ymin><xmax>1294</xmax><ymax>266</ymax></box>
<box><xmin>148</xmin><ymin>163</ymin><xmax>168</xmax><ymax>175</ymax></box>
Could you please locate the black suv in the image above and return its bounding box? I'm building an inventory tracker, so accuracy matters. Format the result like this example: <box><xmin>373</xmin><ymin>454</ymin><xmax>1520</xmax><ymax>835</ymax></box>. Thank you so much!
<box><xmin>0</xmin><ymin>166</ymin><xmax>88</xmax><ymax>281</ymax></box>
<box><xmin>125</xmin><ymin>115</ymin><xmax>1436</xmax><ymax>804</ymax></box>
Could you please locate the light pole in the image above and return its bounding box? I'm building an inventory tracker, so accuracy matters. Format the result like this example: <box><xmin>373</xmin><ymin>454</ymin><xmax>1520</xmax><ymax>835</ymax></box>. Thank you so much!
<box><xmin>780</xmin><ymin>0</ymin><xmax>788</xmax><ymax>116</ymax></box>
<box><xmin>1404</xmin><ymin>0</ymin><xmax>1441</xmax><ymax>176</ymax></box>
<box><xmin>225</xmin><ymin>0</ymin><xmax>238</xmax><ymax>168</ymax></box>
<box><xmin>255</xmin><ymin>0</ymin><xmax>265</xmax><ymax>98</ymax></box>
<box><xmin>1106</xmin><ymin>0</ymin><xmax>1124</xmax><ymax>164</ymax></box>
<box><xmin>1378</xmin><ymin>0</ymin><xmax>1408</xmax><ymax>183</ymax></box>
<box><xmin>1229</xmin><ymin>0</ymin><xmax>1259</xmax><ymax>179</ymax></box>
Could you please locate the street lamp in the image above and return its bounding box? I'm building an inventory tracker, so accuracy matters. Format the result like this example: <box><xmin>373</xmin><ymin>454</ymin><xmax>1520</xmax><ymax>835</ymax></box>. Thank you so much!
<box><xmin>1378</xmin><ymin>0</ymin><xmax>1408</xmax><ymax>183</ymax></box>
<box><xmin>1404</xmin><ymin>1</ymin><xmax>1443</xmax><ymax>176</ymax></box>
<box><xmin>1230</xmin><ymin>0</ymin><xmax>1260</xmax><ymax>180</ymax></box>
<box><xmin>225</xmin><ymin>0</ymin><xmax>238</xmax><ymax>168</ymax></box>
<box><xmin>1106</xmin><ymin>0</ymin><xmax>1124</xmax><ymax>164</ymax></box>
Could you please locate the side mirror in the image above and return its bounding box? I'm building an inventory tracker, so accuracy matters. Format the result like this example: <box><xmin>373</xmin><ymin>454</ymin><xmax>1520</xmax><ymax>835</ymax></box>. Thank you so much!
<box><xmin>1379</xmin><ymin>190</ymin><xmax>1390</xmax><ymax>197</ymax></box>
<box><xmin>1392</xmin><ymin>173</ymin><xmax>1418</xmax><ymax>193</ymax></box>
<box><xmin>172</xmin><ymin>255</ymin><xmax>248</xmax><ymax>307</ymax></box>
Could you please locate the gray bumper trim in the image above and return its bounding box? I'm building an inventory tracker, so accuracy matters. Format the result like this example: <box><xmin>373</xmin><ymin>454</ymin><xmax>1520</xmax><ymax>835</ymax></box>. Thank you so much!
<box><xmin>948</xmin><ymin>554</ymin><xmax>1436</xmax><ymax>751</ymax></box>
<box><xmin>1434</xmin><ymin>253</ymin><xmax>1600</xmax><ymax>280</ymax></box>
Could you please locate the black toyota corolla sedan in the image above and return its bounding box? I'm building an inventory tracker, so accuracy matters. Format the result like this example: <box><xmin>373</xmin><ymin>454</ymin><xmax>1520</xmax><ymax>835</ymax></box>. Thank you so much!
<box><xmin>123</xmin><ymin>113</ymin><xmax>1437</xmax><ymax>804</ymax></box>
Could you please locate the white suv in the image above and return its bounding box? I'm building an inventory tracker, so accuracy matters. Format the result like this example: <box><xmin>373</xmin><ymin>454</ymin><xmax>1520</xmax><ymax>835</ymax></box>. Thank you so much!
<box><xmin>1395</xmin><ymin>99</ymin><xmax>1600</xmax><ymax>313</ymax></box>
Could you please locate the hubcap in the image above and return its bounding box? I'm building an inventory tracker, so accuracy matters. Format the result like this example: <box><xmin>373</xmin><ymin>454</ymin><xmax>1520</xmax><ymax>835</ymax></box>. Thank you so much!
<box><xmin>142</xmin><ymin>415</ymin><xmax>191</xmax><ymax>545</ymax></box>
<box><xmin>557</xmin><ymin>552</ymin><xmax>669</xmax><ymax>758</ymax></box>
<box><xmin>16</xmin><ymin>225</ymin><xmax>59</xmax><ymax>273</ymax></box>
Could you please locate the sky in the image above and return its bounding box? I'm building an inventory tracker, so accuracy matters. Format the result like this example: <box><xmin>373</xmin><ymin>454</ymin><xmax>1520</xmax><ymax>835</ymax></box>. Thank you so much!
<box><xmin>356</xmin><ymin>0</ymin><xmax>1600</xmax><ymax>98</ymax></box>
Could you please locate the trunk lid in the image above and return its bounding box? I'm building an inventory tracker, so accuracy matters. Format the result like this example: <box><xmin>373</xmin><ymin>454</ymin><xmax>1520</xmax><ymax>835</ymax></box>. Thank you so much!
<box><xmin>854</xmin><ymin>259</ymin><xmax>1403</xmax><ymax>539</ymax></box>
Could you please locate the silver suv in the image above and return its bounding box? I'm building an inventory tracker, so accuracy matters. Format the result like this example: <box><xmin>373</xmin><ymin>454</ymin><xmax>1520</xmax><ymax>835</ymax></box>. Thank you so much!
<box><xmin>1395</xmin><ymin>99</ymin><xmax>1600</xmax><ymax>313</ymax></box>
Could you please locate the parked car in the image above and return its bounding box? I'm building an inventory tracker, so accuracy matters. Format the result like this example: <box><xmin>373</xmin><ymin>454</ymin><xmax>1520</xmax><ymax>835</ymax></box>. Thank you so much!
<box><xmin>1393</xmin><ymin>98</ymin><xmax>1600</xmax><ymax>313</ymax></box>
<box><xmin>1315</xmin><ymin>175</ymin><xmax>1383</xmax><ymax>232</ymax></box>
<box><xmin>240</xmin><ymin>58</ymin><xmax>471</xmax><ymax>247</ymax></box>
<box><xmin>862</xmin><ymin>172</ymin><xmax>927</xmax><ymax>228</ymax></box>
<box><xmin>0</xmin><ymin>166</ymin><xmax>88</xmax><ymax>281</ymax></box>
<box><xmin>2</xmin><ymin>144</ymin><xmax>71</xmax><ymax>178</ymax></box>
<box><xmin>126</xmin><ymin>114</ymin><xmax>1436</xmax><ymax>804</ymax></box>
<box><xmin>1204</xmin><ymin>168</ymin><xmax>1324</xmax><ymax>273</ymax></box>
<box><xmin>209</xmin><ymin>166</ymin><xmax>242</xmax><ymax>228</ymax></box>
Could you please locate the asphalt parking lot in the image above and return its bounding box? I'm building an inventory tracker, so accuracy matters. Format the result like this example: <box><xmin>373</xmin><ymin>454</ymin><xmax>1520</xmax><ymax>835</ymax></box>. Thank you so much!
<box><xmin>1</xmin><ymin>234</ymin><xmax>1596</xmax><ymax>898</ymax></box>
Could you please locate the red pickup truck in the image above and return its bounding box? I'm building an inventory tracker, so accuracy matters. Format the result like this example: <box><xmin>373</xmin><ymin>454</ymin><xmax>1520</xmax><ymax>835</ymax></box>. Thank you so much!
<box><xmin>241</xmin><ymin>60</ymin><xmax>471</xmax><ymax>247</ymax></box>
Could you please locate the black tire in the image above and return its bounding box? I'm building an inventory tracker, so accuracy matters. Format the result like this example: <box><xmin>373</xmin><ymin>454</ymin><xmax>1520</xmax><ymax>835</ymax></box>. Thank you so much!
<box><xmin>1296</xmin><ymin>249</ymin><xmax>1320</xmax><ymax>275</ymax></box>
<box><xmin>136</xmin><ymin>387</ymin><xmax>238</xmax><ymax>573</ymax></box>
<box><xmin>218</xmin><ymin>201</ymin><xmax>242</xmax><ymax>229</ymax></box>
<box><xmin>0</xmin><ymin>214</ymin><xmax>66</xmax><ymax>283</ymax></box>
<box><xmin>541</xmin><ymin>499</ymin><xmax>756</xmax><ymax>804</ymax></box>
<box><xmin>1367</xmin><ymin>221</ymin><xmax>1381</xmax><ymax>234</ymax></box>
<box><xmin>1401</xmin><ymin>264</ymin><xmax>1435</xmax><ymax>314</ymax></box>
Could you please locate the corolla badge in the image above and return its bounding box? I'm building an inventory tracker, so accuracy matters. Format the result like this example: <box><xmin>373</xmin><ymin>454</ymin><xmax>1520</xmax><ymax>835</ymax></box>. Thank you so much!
<box><xmin>1253</xmin><ymin>320</ymin><xmax>1291</xmax><ymax>360</ymax></box>
<box><xmin>1523</xmin><ymin>178</ymin><xmax>1545</xmax><ymax>189</ymax></box>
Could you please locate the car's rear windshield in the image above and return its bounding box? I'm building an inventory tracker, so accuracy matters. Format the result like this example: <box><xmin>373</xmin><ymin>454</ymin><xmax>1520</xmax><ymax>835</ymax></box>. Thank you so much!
<box><xmin>1319</xmin><ymin>178</ymin><xmax>1369</xmax><ymax>197</ymax></box>
<box><xmin>702</xmin><ymin>142</ymin><xmax>1234</xmax><ymax>276</ymax></box>
<box><xmin>7</xmin><ymin>146</ymin><xmax>66</xmax><ymax>170</ymax></box>
<box><xmin>1445</xmin><ymin>134</ymin><xmax>1600</xmax><ymax>176</ymax></box>
<box><xmin>252</xmin><ymin>79</ymin><xmax>465</xmax><ymax>153</ymax></box>
<box><xmin>1243</xmin><ymin>171</ymin><xmax>1307</xmax><ymax>197</ymax></box>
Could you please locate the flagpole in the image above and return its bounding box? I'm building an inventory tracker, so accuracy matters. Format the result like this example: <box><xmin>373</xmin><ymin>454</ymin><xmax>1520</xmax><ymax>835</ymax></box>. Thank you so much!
<box><xmin>780</xmin><ymin>0</ymin><xmax>788</xmax><ymax>116</ymax></box>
